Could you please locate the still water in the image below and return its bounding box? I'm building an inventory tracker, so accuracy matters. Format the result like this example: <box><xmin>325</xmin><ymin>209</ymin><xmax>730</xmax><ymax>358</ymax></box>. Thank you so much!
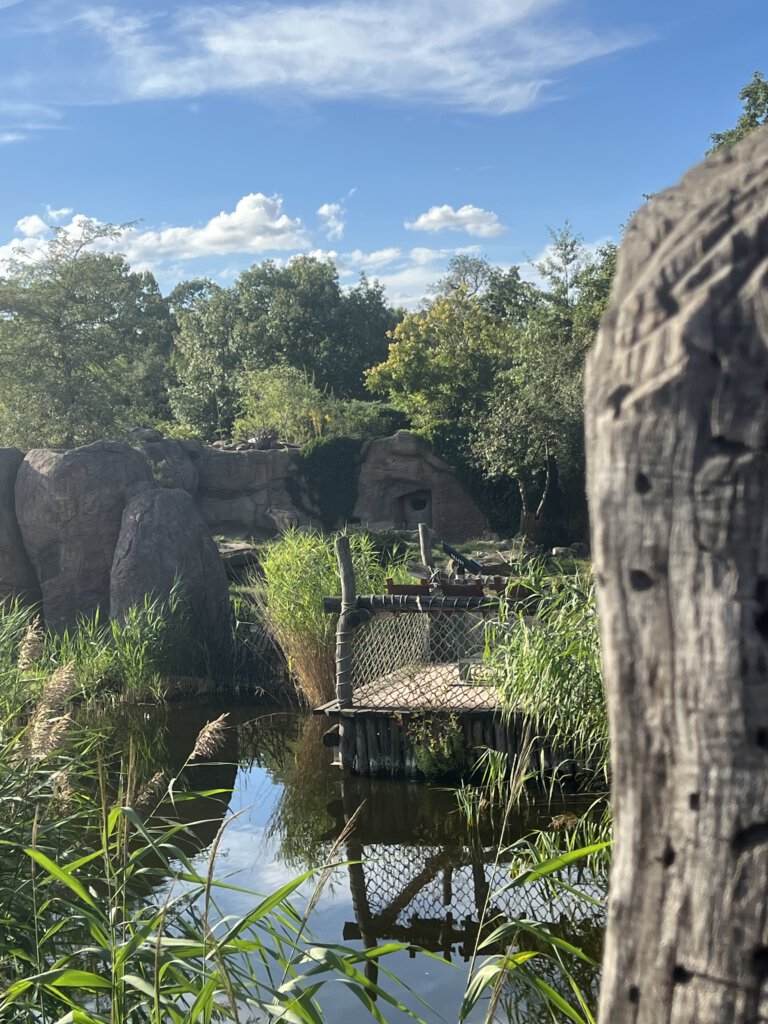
<box><xmin>128</xmin><ymin>702</ymin><xmax>604</xmax><ymax>1023</ymax></box>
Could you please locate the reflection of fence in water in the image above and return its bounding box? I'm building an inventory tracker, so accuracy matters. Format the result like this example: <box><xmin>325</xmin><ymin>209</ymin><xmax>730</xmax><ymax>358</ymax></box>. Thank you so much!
<box><xmin>349</xmin><ymin>610</ymin><xmax>496</xmax><ymax>711</ymax></box>
<box><xmin>344</xmin><ymin>840</ymin><xmax>606</xmax><ymax>962</ymax></box>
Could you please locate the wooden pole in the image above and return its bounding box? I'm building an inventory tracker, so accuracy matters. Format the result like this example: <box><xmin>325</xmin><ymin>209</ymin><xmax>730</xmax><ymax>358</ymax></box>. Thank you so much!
<box><xmin>418</xmin><ymin>522</ymin><xmax>435</xmax><ymax>570</ymax></box>
<box><xmin>335</xmin><ymin>534</ymin><xmax>357</xmax><ymax>710</ymax></box>
<box><xmin>586</xmin><ymin>128</ymin><xmax>768</xmax><ymax>1024</ymax></box>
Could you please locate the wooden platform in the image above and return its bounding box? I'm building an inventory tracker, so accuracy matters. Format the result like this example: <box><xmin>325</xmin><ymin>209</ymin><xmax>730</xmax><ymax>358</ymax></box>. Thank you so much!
<box><xmin>313</xmin><ymin>661</ymin><xmax>522</xmax><ymax>777</ymax></box>
<box><xmin>314</xmin><ymin>662</ymin><xmax>500</xmax><ymax>716</ymax></box>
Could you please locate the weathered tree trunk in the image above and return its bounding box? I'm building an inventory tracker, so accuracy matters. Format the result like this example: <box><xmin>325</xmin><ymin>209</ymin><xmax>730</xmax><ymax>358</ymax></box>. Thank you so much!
<box><xmin>517</xmin><ymin>455</ymin><xmax>552</xmax><ymax>542</ymax></box>
<box><xmin>586</xmin><ymin>128</ymin><xmax>768</xmax><ymax>1023</ymax></box>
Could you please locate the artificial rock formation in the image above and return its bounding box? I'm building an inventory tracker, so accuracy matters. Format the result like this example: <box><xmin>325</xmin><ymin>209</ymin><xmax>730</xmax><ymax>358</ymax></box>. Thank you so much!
<box><xmin>586</xmin><ymin>128</ymin><xmax>768</xmax><ymax>1023</ymax></box>
<box><xmin>141</xmin><ymin>438</ymin><xmax>202</xmax><ymax>494</ymax></box>
<box><xmin>0</xmin><ymin>447</ymin><xmax>40</xmax><ymax>604</ymax></box>
<box><xmin>110</xmin><ymin>488</ymin><xmax>231</xmax><ymax>655</ymax></box>
<box><xmin>15</xmin><ymin>441</ymin><xmax>154</xmax><ymax>630</ymax></box>
<box><xmin>352</xmin><ymin>432</ymin><xmax>487</xmax><ymax>539</ymax></box>
<box><xmin>195</xmin><ymin>444</ymin><xmax>308</xmax><ymax>536</ymax></box>
<box><xmin>0</xmin><ymin>430</ymin><xmax>487</xmax><ymax>633</ymax></box>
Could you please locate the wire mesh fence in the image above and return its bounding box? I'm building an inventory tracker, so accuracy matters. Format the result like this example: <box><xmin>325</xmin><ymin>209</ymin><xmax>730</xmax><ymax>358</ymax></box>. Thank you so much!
<box><xmin>349</xmin><ymin>609</ymin><xmax>498</xmax><ymax>711</ymax></box>
<box><xmin>346</xmin><ymin>841</ymin><xmax>606</xmax><ymax>959</ymax></box>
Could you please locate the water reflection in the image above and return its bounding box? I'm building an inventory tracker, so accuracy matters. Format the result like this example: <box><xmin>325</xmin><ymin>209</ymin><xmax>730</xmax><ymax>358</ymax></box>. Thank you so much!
<box><xmin>113</xmin><ymin>703</ymin><xmax>605</xmax><ymax>1022</ymax></box>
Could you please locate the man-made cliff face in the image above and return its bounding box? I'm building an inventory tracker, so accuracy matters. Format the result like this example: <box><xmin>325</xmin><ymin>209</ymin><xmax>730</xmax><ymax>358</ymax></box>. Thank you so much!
<box><xmin>352</xmin><ymin>432</ymin><xmax>487</xmax><ymax>540</ymax></box>
<box><xmin>0</xmin><ymin>431</ymin><xmax>487</xmax><ymax>628</ymax></box>
<box><xmin>0</xmin><ymin>447</ymin><xmax>40</xmax><ymax>605</ymax></box>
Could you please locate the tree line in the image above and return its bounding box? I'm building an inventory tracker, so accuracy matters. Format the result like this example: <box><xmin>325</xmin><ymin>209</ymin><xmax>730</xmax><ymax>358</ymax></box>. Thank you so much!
<box><xmin>1</xmin><ymin>72</ymin><xmax>761</xmax><ymax>540</ymax></box>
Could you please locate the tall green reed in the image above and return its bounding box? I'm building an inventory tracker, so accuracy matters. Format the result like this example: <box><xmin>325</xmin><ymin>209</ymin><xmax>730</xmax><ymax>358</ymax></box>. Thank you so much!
<box><xmin>249</xmin><ymin>528</ymin><xmax>410</xmax><ymax>705</ymax></box>
<box><xmin>0</xmin><ymin>698</ymin><xmax>433</xmax><ymax>1024</ymax></box>
<box><xmin>1</xmin><ymin>587</ymin><xmax>210</xmax><ymax>716</ymax></box>
<box><xmin>482</xmin><ymin>561</ymin><xmax>608</xmax><ymax>786</ymax></box>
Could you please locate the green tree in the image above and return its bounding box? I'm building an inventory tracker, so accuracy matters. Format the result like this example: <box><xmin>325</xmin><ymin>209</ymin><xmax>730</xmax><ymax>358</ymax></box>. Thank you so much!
<box><xmin>168</xmin><ymin>282</ymin><xmax>246</xmax><ymax>440</ymax></box>
<box><xmin>471</xmin><ymin>231</ymin><xmax>617</xmax><ymax>541</ymax></box>
<box><xmin>233</xmin><ymin>365</ymin><xmax>329</xmax><ymax>445</ymax></box>
<box><xmin>169</xmin><ymin>258</ymin><xmax>399</xmax><ymax>439</ymax></box>
<box><xmin>235</xmin><ymin>258</ymin><xmax>397</xmax><ymax>397</ymax></box>
<box><xmin>709</xmin><ymin>71</ymin><xmax>768</xmax><ymax>152</ymax></box>
<box><xmin>365</xmin><ymin>282</ymin><xmax>517</xmax><ymax>438</ymax></box>
<box><xmin>0</xmin><ymin>220</ymin><xmax>173</xmax><ymax>449</ymax></box>
<box><xmin>233</xmin><ymin>365</ymin><xmax>407</xmax><ymax>446</ymax></box>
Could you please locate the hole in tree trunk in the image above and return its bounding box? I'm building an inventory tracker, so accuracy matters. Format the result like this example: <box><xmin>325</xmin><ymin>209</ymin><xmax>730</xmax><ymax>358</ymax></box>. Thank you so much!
<box><xmin>634</xmin><ymin>472</ymin><xmax>651</xmax><ymax>494</ymax></box>
<box><xmin>629</xmin><ymin>570</ymin><xmax>653</xmax><ymax>591</ymax></box>
<box><xmin>672</xmin><ymin>965</ymin><xmax>693</xmax><ymax>985</ymax></box>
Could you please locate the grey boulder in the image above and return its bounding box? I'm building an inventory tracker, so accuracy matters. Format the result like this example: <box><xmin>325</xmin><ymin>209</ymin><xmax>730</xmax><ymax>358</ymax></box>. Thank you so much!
<box><xmin>15</xmin><ymin>441</ymin><xmax>154</xmax><ymax>630</ymax></box>
<box><xmin>110</xmin><ymin>488</ymin><xmax>231</xmax><ymax>659</ymax></box>
<box><xmin>0</xmin><ymin>447</ymin><xmax>40</xmax><ymax>604</ymax></box>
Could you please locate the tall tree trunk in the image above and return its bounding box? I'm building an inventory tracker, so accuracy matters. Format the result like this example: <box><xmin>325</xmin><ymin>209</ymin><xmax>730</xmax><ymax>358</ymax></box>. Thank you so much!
<box><xmin>586</xmin><ymin>128</ymin><xmax>768</xmax><ymax>1023</ymax></box>
<box><xmin>517</xmin><ymin>454</ymin><xmax>552</xmax><ymax>543</ymax></box>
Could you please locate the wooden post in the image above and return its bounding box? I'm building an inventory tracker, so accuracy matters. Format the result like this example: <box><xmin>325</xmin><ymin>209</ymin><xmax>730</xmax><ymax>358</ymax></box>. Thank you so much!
<box><xmin>586</xmin><ymin>129</ymin><xmax>768</xmax><ymax>1024</ymax></box>
<box><xmin>418</xmin><ymin>522</ymin><xmax>435</xmax><ymax>570</ymax></box>
<box><xmin>335</xmin><ymin>534</ymin><xmax>357</xmax><ymax>710</ymax></box>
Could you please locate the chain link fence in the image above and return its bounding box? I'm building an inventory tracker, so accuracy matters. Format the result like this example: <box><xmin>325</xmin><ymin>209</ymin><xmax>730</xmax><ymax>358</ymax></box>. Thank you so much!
<box><xmin>349</xmin><ymin>610</ymin><xmax>498</xmax><ymax>711</ymax></box>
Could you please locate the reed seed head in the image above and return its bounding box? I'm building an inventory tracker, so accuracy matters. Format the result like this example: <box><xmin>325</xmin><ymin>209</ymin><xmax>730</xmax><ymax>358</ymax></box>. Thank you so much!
<box><xmin>190</xmin><ymin>713</ymin><xmax>229</xmax><ymax>762</ymax></box>
<box><xmin>17</xmin><ymin>616</ymin><xmax>45</xmax><ymax>670</ymax></box>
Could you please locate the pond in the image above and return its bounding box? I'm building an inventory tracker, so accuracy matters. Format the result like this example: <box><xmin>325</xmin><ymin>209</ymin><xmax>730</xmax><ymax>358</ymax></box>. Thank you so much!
<box><xmin>124</xmin><ymin>702</ymin><xmax>605</xmax><ymax>1024</ymax></box>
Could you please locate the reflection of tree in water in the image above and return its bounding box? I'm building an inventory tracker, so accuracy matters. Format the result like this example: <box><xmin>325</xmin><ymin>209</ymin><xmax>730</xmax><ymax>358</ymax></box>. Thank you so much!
<box><xmin>258</xmin><ymin>715</ymin><xmax>339</xmax><ymax>870</ymax></box>
<box><xmin>268</xmin><ymin>718</ymin><xmax>336</xmax><ymax>869</ymax></box>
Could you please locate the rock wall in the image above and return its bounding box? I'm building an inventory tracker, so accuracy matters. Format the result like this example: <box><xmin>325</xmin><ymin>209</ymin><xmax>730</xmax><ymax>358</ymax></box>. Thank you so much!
<box><xmin>0</xmin><ymin>448</ymin><xmax>40</xmax><ymax>604</ymax></box>
<box><xmin>0</xmin><ymin>431</ymin><xmax>487</xmax><ymax>628</ymax></box>
<box><xmin>353</xmin><ymin>432</ymin><xmax>488</xmax><ymax>540</ymax></box>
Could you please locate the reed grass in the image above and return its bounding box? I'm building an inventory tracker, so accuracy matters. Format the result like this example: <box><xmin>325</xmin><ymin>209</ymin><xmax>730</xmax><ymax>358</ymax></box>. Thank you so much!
<box><xmin>250</xmin><ymin>528</ymin><xmax>410</xmax><ymax>705</ymax></box>
<box><xmin>482</xmin><ymin>561</ymin><xmax>608</xmax><ymax>784</ymax></box>
<box><xmin>0</xmin><ymin>587</ymin><xmax>211</xmax><ymax>718</ymax></box>
<box><xmin>0</xmin><ymin>694</ymin><xmax>432</xmax><ymax>1024</ymax></box>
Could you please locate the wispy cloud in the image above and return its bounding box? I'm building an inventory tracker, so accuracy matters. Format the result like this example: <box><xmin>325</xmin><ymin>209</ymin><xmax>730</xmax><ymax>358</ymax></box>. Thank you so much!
<box><xmin>405</xmin><ymin>203</ymin><xmax>506</xmax><ymax>238</ymax></box>
<box><xmin>317</xmin><ymin>202</ymin><xmax>345</xmax><ymax>241</ymax></box>
<box><xmin>0</xmin><ymin>0</ymin><xmax>645</xmax><ymax>136</ymax></box>
<box><xmin>0</xmin><ymin>131</ymin><xmax>24</xmax><ymax>144</ymax></box>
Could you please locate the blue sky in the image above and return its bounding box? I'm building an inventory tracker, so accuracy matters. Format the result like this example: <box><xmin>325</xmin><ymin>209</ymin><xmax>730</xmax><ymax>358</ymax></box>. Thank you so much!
<box><xmin>0</xmin><ymin>0</ymin><xmax>764</xmax><ymax>306</ymax></box>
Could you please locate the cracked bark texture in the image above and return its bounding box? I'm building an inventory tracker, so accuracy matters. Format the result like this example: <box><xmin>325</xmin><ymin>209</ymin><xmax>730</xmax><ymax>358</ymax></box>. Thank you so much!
<box><xmin>586</xmin><ymin>126</ymin><xmax>768</xmax><ymax>1024</ymax></box>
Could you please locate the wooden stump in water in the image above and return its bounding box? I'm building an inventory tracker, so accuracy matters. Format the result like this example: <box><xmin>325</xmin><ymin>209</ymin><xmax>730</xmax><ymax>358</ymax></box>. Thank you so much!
<box><xmin>586</xmin><ymin>128</ymin><xmax>768</xmax><ymax>1023</ymax></box>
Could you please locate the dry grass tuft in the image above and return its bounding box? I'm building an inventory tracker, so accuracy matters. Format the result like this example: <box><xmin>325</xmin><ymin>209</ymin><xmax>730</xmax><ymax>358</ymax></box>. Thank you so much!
<box><xmin>27</xmin><ymin>662</ymin><xmax>78</xmax><ymax>760</ymax></box>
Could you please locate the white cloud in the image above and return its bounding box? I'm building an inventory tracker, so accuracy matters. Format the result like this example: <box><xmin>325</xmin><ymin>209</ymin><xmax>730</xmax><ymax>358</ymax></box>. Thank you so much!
<box><xmin>120</xmin><ymin>193</ymin><xmax>307</xmax><ymax>264</ymax></box>
<box><xmin>46</xmin><ymin>205</ymin><xmax>73</xmax><ymax>222</ymax></box>
<box><xmin>0</xmin><ymin>132</ymin><xmax>24</xmax><ymax>144</ymax></box>
<box><xmin>316</xmin><ymin>202</ymin><xmax>345</xmax><ymax>241</ymax></box>
<box><xmin>342</xmin><ymin>245</ymin><xmax>482</xmax><ymax>308</ymax></box>
<box><xmin>64</xmin><ymin>1</ymin><xmax>642</xmax><ymax>116</ymax></box>
<box><xmin>405</xmin><ymin>203</ymin><xmax>506</xmax><ymax>238</ymax></box>
<box><xmin>15</xmin><ymin>214</ymin><xmax>47</xmax><ymax>237</ymax></box>
<box><xmin>345</xmin><ymin>247</ymin><xmax>401</xmax><ymax>270</ymax></box>
<box><xmin>0</xmin><ymin>194</ymin><xmax>308</xmax><ymax>277</ymax></box>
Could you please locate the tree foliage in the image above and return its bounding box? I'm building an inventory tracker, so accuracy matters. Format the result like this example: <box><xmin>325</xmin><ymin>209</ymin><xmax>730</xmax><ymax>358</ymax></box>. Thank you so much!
<box><xmin>709</xmin><ymin>71</ymin><xmax>768</xmax><ymax>153</ymax></box>
<box><xmin>233</xmin><ymin>365</ymin><xmax>406</xmax><ymax>446</ymax></box>
<box><xmin>366</xmin><ymin>233</ymin><xmax>617</xmax><ymax>541</ymax></box>
<box><xmin>0</xmin><ymin>220</ymin><xmax>173</xmax><ymax>449</ymax></box>
<box><xmin>471</xmin><ymin>232</ymin><xmax>616</xmax><ymax>538</ymax></box>
<box><xmin>169</xmin><ymin>258</ymin><xmax>398</xmax><ymax>439</ymax></box>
